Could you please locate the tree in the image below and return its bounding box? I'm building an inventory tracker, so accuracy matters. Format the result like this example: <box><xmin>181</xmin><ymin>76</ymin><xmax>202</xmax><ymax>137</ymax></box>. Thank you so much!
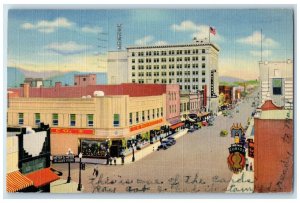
<box><xmin>219</xmin><ymin>92</ymin><xmax>225</xmax><ymax>106</ymax></box>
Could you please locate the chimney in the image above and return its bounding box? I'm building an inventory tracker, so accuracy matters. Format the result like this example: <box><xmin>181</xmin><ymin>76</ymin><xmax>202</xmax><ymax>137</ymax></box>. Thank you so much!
<box><xmin>55</xmin><ymin>82</ymin><xmax>62</xmax><ymax>87</ymax></box>
<box><xmin>22</xmin><ymin>83</ymin><xmax>30</xmax><ymax>98</ymax></box>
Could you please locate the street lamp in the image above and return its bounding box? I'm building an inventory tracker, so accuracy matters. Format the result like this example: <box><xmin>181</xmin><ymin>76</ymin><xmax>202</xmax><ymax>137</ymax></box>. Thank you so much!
<box><xmin>77</xmin><ymin>152</ymin><xmax>82</xmax><ymax>191</ymax></box>
<box><xmin>105</xmin><ymin>139</ymin><xmax>110</xmax><ymax>165</ymax></box>
<box><xmin>131</xmin><ymin>141</ymin><xmax>135</xmax><ymax>162</ymax></box>
<box><xmin>66</xmin><ymin>148</ymin><xmax>73</xmax><ymax>183</ymax></box>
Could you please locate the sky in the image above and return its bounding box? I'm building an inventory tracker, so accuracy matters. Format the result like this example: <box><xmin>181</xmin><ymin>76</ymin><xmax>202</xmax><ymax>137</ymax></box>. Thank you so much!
<box><xmin>7</xmin><ymin>9</ymin><xmax>294</xmax><ymax>80</ymax></box>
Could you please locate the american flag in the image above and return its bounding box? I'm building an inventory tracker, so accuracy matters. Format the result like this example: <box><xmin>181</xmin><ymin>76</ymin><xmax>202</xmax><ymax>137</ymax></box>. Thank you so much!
<box><xmin>210</xmin><ymin>27</ymin><xmax>216</xmax><ymax>35</ymax></box>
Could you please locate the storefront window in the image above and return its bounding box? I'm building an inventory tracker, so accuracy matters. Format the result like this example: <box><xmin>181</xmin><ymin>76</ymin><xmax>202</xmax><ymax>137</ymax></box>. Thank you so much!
<box><xmin>35</xmin><ymin>113</ymin><xmax>40</xmax><ymax>125</ymax></box>
<box><xmin>147</xmin><ymin>110</ymin><xmax>150</xmax><ymax>120</ymax></box>
<box><xmin>161</xmin><ymin>107</ymin><xmax>163</xmax><ymax>117</ymax></box>
<box><xmin>114</xmin><ymin>114</ymin><xmax>120</xmax><ymax>127</ymax></box>
<box><xmin>18</xmin><ymin>113</ymin><xmax>24</xmax><ymax>125</ymax></box>
<box><xmin>52</xmin><ymin>113</ymin><xmax>58</xmax><ymax>126</ymax></box>
<box><xmin>81</xmin><ymin>139</ymin><xmax>107</xmax><ymax>158</ymax></box>
<box><xmin>70</xmin><ymin>114</ymin><xmax>76</xmax><ymax>126</ymax></box>
<box><xmin>157</xmin><ymin>108</ymin><xmax>159</xmax><ymax>118</ymax></box>
<box><xmin>87</xmin><ymin>114</ymin><xmax>94</xmax><ymax>127</ymax></box>
<box><xmin>136</xmin><ymin>112</ymin><xmax>139</xmax><ymax>123</ymax></box>
<box><xmin>142</xmin><ymin>111</ymin><xmax>145</xmax><ymax>122</ymax></box>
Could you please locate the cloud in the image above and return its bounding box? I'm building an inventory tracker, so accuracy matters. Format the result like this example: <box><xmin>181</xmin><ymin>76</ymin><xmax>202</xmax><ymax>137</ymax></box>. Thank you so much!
<box><xmin>135</xmin><ymin>35</ymin><xmax>154</xmax><ymax>45</ymax></box>
<box><xmin>171</xmin><ymin>20</ymin><xmax>222</xmax><ymax>42</ymax></box>
<box><xmin>250</xmin><ymin>50</ymin><xmax>272</xmax><ymax>57</ymax></box>
<box><xmin>237</xmin><ymin>31</ymin><xmax>279</xmax><ymax>47</ymax></box>
<box><xmin>81</xmin><ymin>25</ymin><xmax>103</xmax><ymax>34</ymax></box>
<box><xmin>21</xmin><ymin>17</ymin><xmax>73</xmax><ymax>33</ymax></box>
<box><xmin>154</xmin><ymin>41</ymin><xmax>168</xmax><ymax>46</ymax></box>
<box><xmin>45</xmin><ymin>41</ymin><xmax>92</xmax><ymax>55</ymax></box>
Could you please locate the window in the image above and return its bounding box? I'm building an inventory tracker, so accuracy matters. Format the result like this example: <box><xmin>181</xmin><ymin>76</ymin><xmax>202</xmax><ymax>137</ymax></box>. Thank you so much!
<box><xmin>202</xmin><ymin>56</ymin><xmax>205</xmax><ymax>61</ymax></box>
<box><xmin>83</xmin><ymin>78</ymin><xmax>86</xmax><ymax>81</ymax></box>
<box><xmin>52</xmin><ymin>113</ymin><xmax>58</xmax><ymax>126</ymax></box>
<box><xmin>87</xmin><ymin>114</ymin><xmax>94</xmax><ymax>127</ymax></box>
<box><xmin>136</xmin><ymin>112</ymin><xmax>139</xmax><ymax>123</ymax></box>
<box><xmin>147</xmin><ymin>110</ymin><xmax>150</xmax><ymax>120</ymax></box>
<box><xmin>113</xmin><ymin>114</ymin><xmax>120</xmax><ymax>127</ymax></box>
<box><xmin>273</xmin><ymin>78</ymin><xmax>282</xmax><ymax>95</ymax></box>
<box><xmin>132</xmin><ymin>59</ymin><xmax>135</xmax><ymax>63</ymax></box>
<box><xmin>152</xmin><ymin>109</ymin><xmax>155</xmax><ymax>119</ymax></box>
<box><xmin>35</xmin><ymin>113</ymin><xmax>40</xmax><ymax>125</ymax></box>
<box><xmin>161</xmin><ymin>107</ymin><xmax>163</xmax><ymax>116</ymax></box>
<box><xmin>132</xmin><ymin>65</ymin><xmax>135</xmax><ymax>70</ymax></box>
<box><xmin>132</xmin><ymin>52</ymin><xmax>135</xmax><ymax>56</ymax></box>
<box><xmin>70</xmin><ymin>114</ymin><xmax>76</xmax><ymax>126</ymax></box>
<box><xmin>129</xmin><ymin>113</ymin><xmax>132</xmax><ymax>125</ymax></box>
<box><xmin>18</xmin><ymin>113</ymin><xmax>24</xmax><ymax>125</ymax></box>
<box><xmin>157</xmin><ymin>108</ymin><xmax>159</xmax><ymax>118</ymax></box>
<box><xmin>142</xmin><ymin>111</ymin><xmax>145</xmax><ymax>122</ymax></box>
<box><xmin>202</xmin><ymin>49</ymin><xmax>205</xmax><ymax>53</ymax></box>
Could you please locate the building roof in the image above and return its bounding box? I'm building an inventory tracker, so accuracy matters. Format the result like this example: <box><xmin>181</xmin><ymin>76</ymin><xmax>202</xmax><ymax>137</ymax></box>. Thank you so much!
<box><xmin>259</xmin><ymin>100</ymin><xmax>283</xmax><ymax>111</ymax></box>
<box><xmin>8</xmin><ymin>83</ymin><xmax>175</xmax><ymax>98</ymax></box>
<box><xmin>127</xmin><ymin>42</ymin><xmax>219</xmax><ymax>52</ymax></box>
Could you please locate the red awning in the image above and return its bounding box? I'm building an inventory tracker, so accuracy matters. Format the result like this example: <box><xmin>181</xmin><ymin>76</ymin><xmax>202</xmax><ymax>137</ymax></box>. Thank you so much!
<box><xmin>25</xmin><ymin>168</ymin><xmax>60</xmax><ymax>188</ymax></box>
<box><xmin>170</xmin><ymin>122</ymin><xmax>184</xmax><ymax>130</ymax></box>
<box><xmin>7</xmin><ymin>171</ymin><xmax>34</xmax><ymax>192</ymax></box>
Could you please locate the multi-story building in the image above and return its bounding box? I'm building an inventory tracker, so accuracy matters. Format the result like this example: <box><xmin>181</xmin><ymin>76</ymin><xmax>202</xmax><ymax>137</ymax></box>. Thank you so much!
<box><xmin>254</xmin><ymin>99</ymin><xmax>293</xmax><ymax>192</ymax></box>
<box><xmin>107</xmin><ymin>51</ymin><xmax>128</xmax><ymax>84</ymax></box>
<box><xmin>74</xmin><ymin>74</ymin><xmax>97</xmax><ymax>87</ymax></box>
<box><xmin>8</xmin><ymin>82</ymin><xmax>182</xmax><ymax>158</ymax></box>
<box><xmin>127</xmin><ymin>40</ymin><xmax>219</xmax><ymax>113</ymax></box>
<box><xmin>259</xmin><ymin>59</ymin><xmax>293</xmax><ymax>109</ymax></box>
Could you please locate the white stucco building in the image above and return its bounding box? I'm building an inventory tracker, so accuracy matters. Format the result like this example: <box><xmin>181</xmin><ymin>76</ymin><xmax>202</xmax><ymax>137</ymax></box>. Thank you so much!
<box><xmin>259</xmin><ymin>59</ymin><xmax>293</xmax><ymax>109</ymax></box>
<box><xmin>107</xmin><ymin>51</ymin><xmax>128</xmax><ymax>84</ymax></box>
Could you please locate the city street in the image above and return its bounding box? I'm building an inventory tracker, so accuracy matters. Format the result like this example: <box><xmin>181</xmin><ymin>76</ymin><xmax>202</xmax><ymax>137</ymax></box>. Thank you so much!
<box><xmin>52</xmin><ymin>90</ymin><xmax>258</xmax><ymax>193</ymax></box>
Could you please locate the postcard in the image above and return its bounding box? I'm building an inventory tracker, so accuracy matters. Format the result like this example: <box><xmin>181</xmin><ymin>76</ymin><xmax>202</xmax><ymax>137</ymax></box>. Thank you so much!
<box><xmin>5</xmin><ymin>7</ymin><xmax>294</xmax><ymax>194</ymax></box>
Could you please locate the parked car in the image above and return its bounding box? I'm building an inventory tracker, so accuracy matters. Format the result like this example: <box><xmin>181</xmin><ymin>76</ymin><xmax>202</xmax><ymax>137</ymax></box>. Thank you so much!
<box><xmin>157</xmin><ymin>144</ymin><xmax>168</xmax><ymax>151</ymax></box>
<box><xmin>162</xmin><ymin>140</ymin><xmax>173</xmax><ymax>147</ymax></box>
<box><xmin>202</xmin><ymin>121</ymin><xmax>208</xmax><ymax>126</ymax></box>
<box><xmin>188</xmin><ymin>128</ymin><xmax>195</xmax><ymax>133</ymax></box>
<box><xmin>167</xmin><ymin>139</ymin><xmax>176</xmax><ymax>145</ymax></box>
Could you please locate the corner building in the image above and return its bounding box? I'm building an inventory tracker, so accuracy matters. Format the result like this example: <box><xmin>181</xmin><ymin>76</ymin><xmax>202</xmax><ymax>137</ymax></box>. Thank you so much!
<box><xmin>127</xmin><ymin>41</ymin><xmax>219</xmax><ymax>113</ymax></box>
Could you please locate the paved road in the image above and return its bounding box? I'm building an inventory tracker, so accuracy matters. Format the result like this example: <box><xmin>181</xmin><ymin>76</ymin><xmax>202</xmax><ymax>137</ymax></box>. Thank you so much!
<box><xmin>52</xmin><ymin>89</ymin><xmax>258</xmax><ymax>193</ymax></box>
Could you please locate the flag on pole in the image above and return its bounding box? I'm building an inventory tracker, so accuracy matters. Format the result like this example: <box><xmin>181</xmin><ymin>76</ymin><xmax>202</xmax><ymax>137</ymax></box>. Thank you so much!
<box><xmin>209</xmin><ymin>26</ymin><xmax>216</xmax><ymax>35</ymax></box>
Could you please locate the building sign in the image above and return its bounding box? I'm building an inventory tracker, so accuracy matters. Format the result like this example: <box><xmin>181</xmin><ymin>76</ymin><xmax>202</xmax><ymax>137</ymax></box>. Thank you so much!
<box><xmin>130</xmin><ymin>118</ymin><xmax>163</xmax><ymax>132</ymax></box>
<box><xmin>230</xmin><ymin>123</ymin><xmax>244</xmax><ymax>138</ymax></box>
<box><xmin>247</xmin><ymin>139</ymin><xmax>254</xmax><ymax>158</ymax></box>
<box><xmin>227</xmin><ymin>144</ymin><xmax>246</xmax><ymax>174</ymax></box>
<box><xmin>52</xmin><ymin>155</ymin><xmax>75</xmax><ymax>163</ymax></box>
<box><xmin>51</xmin><ymin>128</ymin><xmax>94</xmax><ymax>135</ymax></box>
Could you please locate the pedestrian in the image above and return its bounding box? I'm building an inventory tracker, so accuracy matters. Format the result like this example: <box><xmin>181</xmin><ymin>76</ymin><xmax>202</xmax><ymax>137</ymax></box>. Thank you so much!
<box><xmin>245</xmin><ymin>158</ymin><xmax>249</xmax><ymax>171</ymax></box>
<box><xmin>121</xmin><ymin>155</ymin><xmax>125</xmax><ymax>165</ymax></box>
<box><xmin>109</xmin><ymin>157</ymin><xmax>112</xmax><ymax>165</ymax></box>
<box><xmin>93</xmin><ymin>164</ymin><xmax>98</xmax><ymax>176</ymax></box>
<box><xmin>114</xmin><ymin>157</ymin><xmax>117</xmax><ymax>165</ymax></box>
<box><xmin>250</xmin><ymin>162</ymin><xmax>253</xmax><ymax>171</ymax></box>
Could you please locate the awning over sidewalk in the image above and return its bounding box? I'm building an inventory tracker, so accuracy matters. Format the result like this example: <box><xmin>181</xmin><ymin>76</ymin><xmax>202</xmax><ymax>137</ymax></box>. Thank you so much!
<box><xmin>170</xmin><ymin>122</ymin><xmax>184</xmax><ymax>130</ymax></box>
<box><xmin>7</xmin><ymin>171</ymin><xmax>34</xmax><ymax>192</ymax></box>
<box><xmin>25</xmin><ymin>168</ymin><xmax>60</xmax><ymax>188</ymax></box>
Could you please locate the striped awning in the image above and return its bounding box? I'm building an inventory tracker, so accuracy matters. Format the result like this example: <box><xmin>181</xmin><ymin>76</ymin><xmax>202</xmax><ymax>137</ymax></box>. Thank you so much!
<box><xmin>6</xmin><ymin>171</ymin><xmax>34</xmax><ymax>192</ymax></box>
<box><xmin>25</xmin><ymin>168</ymin><xmax>59</xmax><ymax>188</ymax></box>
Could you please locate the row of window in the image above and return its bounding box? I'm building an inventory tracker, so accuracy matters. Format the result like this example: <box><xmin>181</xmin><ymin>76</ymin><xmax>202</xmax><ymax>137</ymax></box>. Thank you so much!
<box><xmin>132</xmin><ymin>56</ymin><xmax>206</xmax><ymax>63</ymax></box>
<box><xmin>133</xmin><ymin>71</ymin><xmax>205</xmax><ymax>77</ymax></box>
<box><xmin>131</xmin><ymin>49</ymin><xmax>206</xmax><ymax>57</ymax></box>
<box><xmin>132</xmin><ymin>79</ymin><xmax>206</xmax><ymax>84</ymax></box>
<box><xmin>131</xmin><ymin>63</ymin><xmax>206</xmax><ymax>70</ymax></box>
<box><xmin>180</xmin><ymin>101</ymin><xmax>200</xmax><ymax>112</ymax></box>
<box><xmin>129</xmin><ymin>108</ymin><xmax>163</xmax><ymax>125</ymax></box>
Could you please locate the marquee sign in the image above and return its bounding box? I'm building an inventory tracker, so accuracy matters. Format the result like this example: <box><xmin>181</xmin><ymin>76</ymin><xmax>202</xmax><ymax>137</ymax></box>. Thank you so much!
<box><xmin>52</xmin><ymin>155</ymin><xmax>75</xmax><ymax>163</ymax></box>
<box><xmin>130</xmin><ymin>118</ymin><xmax>163</xmax><ymax>132</ymax></box>
<box><xmin>51</xmin><ymin>128</ymin><xmax>94</xmax><ymax>135</ymax></box>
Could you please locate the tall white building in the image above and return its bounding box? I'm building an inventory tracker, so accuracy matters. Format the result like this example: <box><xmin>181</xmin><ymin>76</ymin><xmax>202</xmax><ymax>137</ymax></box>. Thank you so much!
<box><xmin>107</xmin><ymin>51</ymin><xmax>128</xmax><ymax>84</ymax></box>
<box><xmin>126</xmin><ymin>41</ymin><xmax>220</xmax><ymax>113</ymax></box>
<box><xmin>259</xmin><ymin>59</ymin><xmax>293</xmax><ymax>109</ymax></box>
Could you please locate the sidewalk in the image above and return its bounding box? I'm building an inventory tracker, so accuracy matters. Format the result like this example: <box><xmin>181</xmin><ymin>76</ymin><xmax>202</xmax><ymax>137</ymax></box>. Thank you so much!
<box><xmin>226</xmin><ymin>118</ymin><xmax>255</xmax><ymax>193</ymax></box>
<box><xmin>50</xmin><ymin>179</ymin><xmax>84</xmax><ymax>193</ymax></box>
<box><xmin>120</xmin><ymin>128</ymin><xmax>188</xmax><ymax>165</ymax></box>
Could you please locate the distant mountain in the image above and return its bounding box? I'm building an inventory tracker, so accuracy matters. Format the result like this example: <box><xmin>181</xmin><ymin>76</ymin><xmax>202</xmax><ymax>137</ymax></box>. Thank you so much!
<box><xmin>18</xmin><ymin>68</ymin><xmax>63</xmax><ymax>79</ymax></box>
<box><xmin>7</xmin><ymin>67</ymin><xmax>25</xmax><ymax>88</ymax></box>
<box><xmin>46</xmin><ymin>71</ymin><xmax>107</xmax><ymax>86</ymax></box>
<box><xmin>219</xmin><ymin>76</ymin><xmax>245</xmax><ymax>83</ymax></box>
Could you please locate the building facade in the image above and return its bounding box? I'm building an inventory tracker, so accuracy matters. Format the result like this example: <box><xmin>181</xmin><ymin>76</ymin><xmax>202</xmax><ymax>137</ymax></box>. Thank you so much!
<box><xmin>127</xmin><ymin>41</ymin><xmax>219</xmax><ymax>113</ymax></box>
<box><xmin>254</xmin><ymin>100</ymin><xmax>293</xmax><ymax>192</ymax></box>
<box><xmin>7</xmin><ymin>93</ymin><xmax>170</xmax><ymax>157</ymax></box>
<box><xmin>259</xmin><ymin>60</ymin><xmax>293</xmax><ymax>109</ymax></box>
<box><xmin>107</xmin><ymin>51</ymin><xmax>128</xmax><ymax>84</ymax></box>
<box><xmin>74</xmin><ymin>74</ymin><xmax>97</xmax><ymax>87</ymax></box>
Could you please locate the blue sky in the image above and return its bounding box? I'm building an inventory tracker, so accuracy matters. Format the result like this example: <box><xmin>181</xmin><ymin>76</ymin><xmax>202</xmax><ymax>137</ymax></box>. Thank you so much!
<box><xmin>7</xmin><ymin>9</ymin><xmax>294</xmax><ymax>80</ymax></box>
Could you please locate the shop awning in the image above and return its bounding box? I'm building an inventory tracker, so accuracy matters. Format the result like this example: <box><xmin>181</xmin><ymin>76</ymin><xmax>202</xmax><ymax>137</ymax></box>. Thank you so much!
<box><xmin>170</xmin><ymin>122</ymin><xmax>184</xmax><ymax>130</ymax></box>
<box><xmin>198</xmin><ymin>112</ymin><xmax>210</xmax><ymax>117</ymax></box>
<box><xmin>6</xmin><ymin>171</ymin><xmax>34</xmax><ymax>192</ymax></box>
<box><xmin>25</xmin><ymin>168</ymin><xmax>60</xmax><ymax>188</ymax></box>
